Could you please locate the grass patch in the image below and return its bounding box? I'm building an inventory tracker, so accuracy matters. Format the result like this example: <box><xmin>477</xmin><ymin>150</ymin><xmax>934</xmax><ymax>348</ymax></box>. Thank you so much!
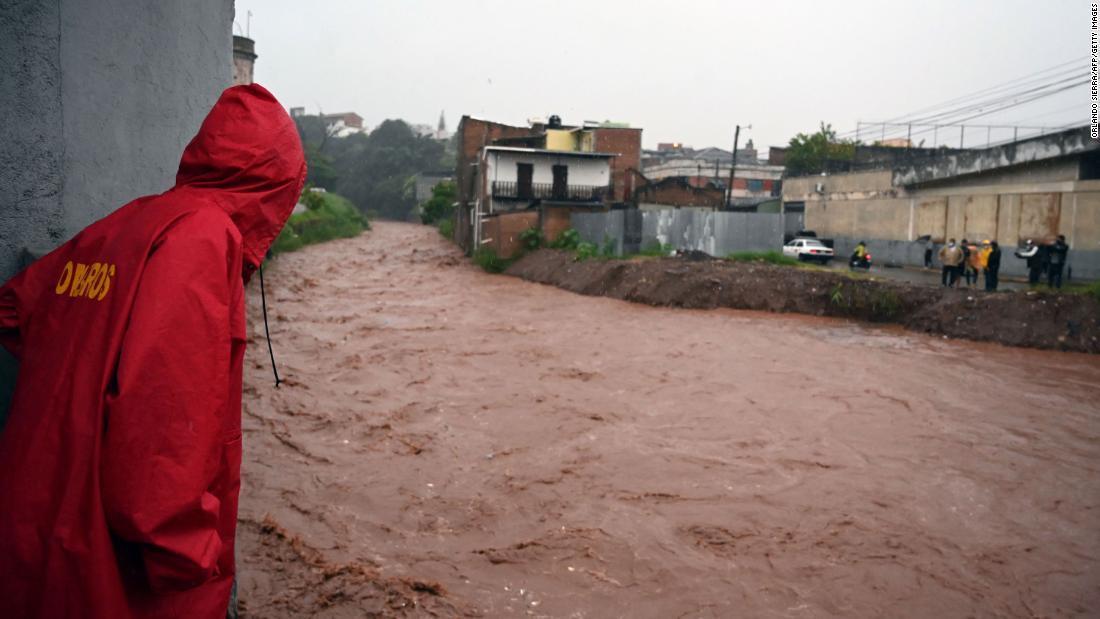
<box><xmin>271</xmin><ymin>192</ymin><xmax>368</xmax><ymax>254</ymax></box>
<box><xmin>635</xmin><ymin>241</ymin><xmax>673</xmax><ymax>257</ymax></box>
<box><xmin>1040</xmin><ymin>280</ymin><xmax>1100</xmax><ymax>301</ymax></box>
<box><xmin>573</xmin><ymin>235</ymin><xmax>619</xmax><ymax>262</ymax></box>
<box><xmin>437</xmin><ymin>218</ymin><xmax>454</xmax><ymax>240</ymax></box>
<box><xmin>725</xmin><ymin>250</ymin><xmax>801</xmax><ymax>267</ymax></box>
<box><xmin>1078</xmin><ymin>281</ymin><xmax>1100</xmax><ymax>302</ymax></box>
<box><xmin>828</xmin><ymin>281</ymin><xmax>902</xmax><ymax>319</ymax></box>
<box><xmin>472</xmin><ymin>247</ymin><xmax>514</xmax><ymax>273</ymax></box>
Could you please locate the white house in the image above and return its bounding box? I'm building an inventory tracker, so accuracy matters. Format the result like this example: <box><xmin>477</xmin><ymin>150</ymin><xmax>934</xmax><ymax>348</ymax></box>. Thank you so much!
<box><xmin>481</xmin><ymin>146</ymin><xmax>612</xmax><ymax>211</ymax></box>
<box><xmin>471</xmin><ymin>145</ymin><xmax>614</xmax><ymax>247</ymax></box>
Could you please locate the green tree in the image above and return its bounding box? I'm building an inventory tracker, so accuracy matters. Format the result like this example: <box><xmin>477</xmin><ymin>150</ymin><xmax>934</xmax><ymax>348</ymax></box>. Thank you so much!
<box><xmin>419</xmin><ymin>180</ymin><xmax>456</xmax><ymax>224</ymax></box>
<box><xmin>293</xmin><ymin>115</ymin><xmax>451</xmax><ymax>221</ymax></box>
<box><xmin>785</xmin><ymin>123</ymin><xmax>859</xmax><ymax>177</ymax></box>
<box><xmin>334</xmin><ymin>119</ymin><xmax>445</xmax><ymax>220</ymax></box>
<box><xmin>303</xmin><ymin>144</ymin><xmax>339</xmax><ymax>189</ymax></box>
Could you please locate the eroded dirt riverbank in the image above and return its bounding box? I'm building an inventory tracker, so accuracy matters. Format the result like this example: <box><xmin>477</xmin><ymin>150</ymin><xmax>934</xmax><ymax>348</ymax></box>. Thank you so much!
<box><xmin>506</xmin><ymin>249</ymin><xmax>1100</xmax><ymax>353</ymax></box>
<box><xmin>238</xmin><ymin>222</ymin><xmax>1100</xmax><ymax>618</ymax></box>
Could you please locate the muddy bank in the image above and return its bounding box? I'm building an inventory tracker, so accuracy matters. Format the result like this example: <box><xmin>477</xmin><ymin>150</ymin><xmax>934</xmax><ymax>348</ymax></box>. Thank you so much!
<box><xmin>506</xmin><ymin>250</ymin><xmax>1100</xmax><ymax>353</ymax></box>
<box><xmin>237</xmin><ymin>514</ymin><xmax>473</xmax><ymax>618</ymax></box>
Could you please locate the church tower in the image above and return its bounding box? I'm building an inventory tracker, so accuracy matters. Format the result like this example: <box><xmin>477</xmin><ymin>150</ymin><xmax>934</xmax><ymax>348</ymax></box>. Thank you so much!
<box><xmin>436</xmin><ymin>111</ymin><xmax>447</xmax><ymax>139</ymax></box>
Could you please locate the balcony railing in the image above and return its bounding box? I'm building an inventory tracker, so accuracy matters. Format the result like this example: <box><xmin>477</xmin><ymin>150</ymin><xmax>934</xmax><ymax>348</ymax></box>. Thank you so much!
<box><xmin>492</xmin><ymin>181</ymin><xmax>609</xmax><ymax>203</ymax></box>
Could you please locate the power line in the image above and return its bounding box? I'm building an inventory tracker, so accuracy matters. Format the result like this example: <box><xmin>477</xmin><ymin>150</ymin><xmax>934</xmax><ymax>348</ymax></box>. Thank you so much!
<box><xmin>848</xmin><ymin>78</ymin><xmax>1087</xmax><ymax>147</ymax></box>
<box><xmin>902</xmin><ymin>74</ymin><xmax>1086</xmax><ymax>126</ymax></box>
<box><xmin>839</xmin><ymin>74</ymin><xmax>1085</xmax><ymax>142</ymax></box>
<box><xmin>834</xmin><ymin>58</ymin><xmax>1088</xmax><ymax>141</ymax></box>
<box><xmin>876</xmin><ymin>59</ymin><xmax>1084</xmax><ymax>124</ymax></box>
<box><xmin>871</xmin><ymin>78</ymin><xmax>1086</xmax><ymax>145</ymax></box>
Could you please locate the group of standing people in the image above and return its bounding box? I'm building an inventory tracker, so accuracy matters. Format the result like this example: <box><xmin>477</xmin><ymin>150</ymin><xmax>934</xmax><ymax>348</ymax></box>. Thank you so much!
<box><xmin>1014</xmin><ymin>235</ymin><xmax>1070</xmax><ymax>288</ymax></box>
<box><xmin>935</xmin><ymin>235</ymin><xmax>1071</xmax><ymax>291</ymax></box>
<box><xmin>938</xmin><ymin>238</ymin><xmax>1002</xmax><ymax>291</ymax></box>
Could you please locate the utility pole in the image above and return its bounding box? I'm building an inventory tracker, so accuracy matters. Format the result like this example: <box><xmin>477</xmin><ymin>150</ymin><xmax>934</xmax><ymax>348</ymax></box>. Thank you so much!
<box><xmin>727</xmin><ymin>124</ymin><xmax>742</xmax><ymax>208</ymax></box>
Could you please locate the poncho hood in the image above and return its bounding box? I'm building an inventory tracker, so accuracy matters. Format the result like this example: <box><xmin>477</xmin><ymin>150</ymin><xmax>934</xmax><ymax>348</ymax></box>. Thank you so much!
<box><xmin>175</xmin><ymin>83</ymin><xmax>307</xmax><ymax>272</ymax></box>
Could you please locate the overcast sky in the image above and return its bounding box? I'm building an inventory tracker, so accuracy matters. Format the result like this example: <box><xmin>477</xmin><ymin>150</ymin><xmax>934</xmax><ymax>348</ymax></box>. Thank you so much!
<box><xmin>234</xmin><ymin>0</ymin><xmax>1086</xmax><ymax>151</ymax></box>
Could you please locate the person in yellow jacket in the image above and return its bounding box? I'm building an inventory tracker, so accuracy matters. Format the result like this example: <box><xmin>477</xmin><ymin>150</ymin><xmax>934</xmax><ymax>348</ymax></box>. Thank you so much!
<box><xmin>978</xmin><ymin>240</ymin><xmax>992</xmax><ymax>271</ymax></box>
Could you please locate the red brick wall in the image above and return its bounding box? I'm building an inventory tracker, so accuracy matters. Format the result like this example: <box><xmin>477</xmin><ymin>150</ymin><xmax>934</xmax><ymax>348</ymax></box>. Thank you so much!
<box><xmin>593</xmin><ymin>128</ymin><xmax>642</xmax><ymax>204</ymax></box>
<box><xmin>454</xmin><ymin>117</ymin><xmax>539</xmax><ymax>251</ymax></box>
<box><xmin>541</xmin><ymin>208</ymin><xmax>572</xmax><ymax>244</ymax></box>
<box><xmin>637</xmin><ymin>179</ymin><xmax>724</xmax><ymax>208</ymax></box>
<box><xmin>483</xmin><ymin>210</ymin><xmax>539</xmax><ymax>259</ymax></box>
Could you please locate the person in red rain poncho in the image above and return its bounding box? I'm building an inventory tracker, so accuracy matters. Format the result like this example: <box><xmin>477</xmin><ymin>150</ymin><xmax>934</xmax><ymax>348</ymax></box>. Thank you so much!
<box><xmin>0</xmin><ymin>84</ymin><xmax>306</xmax><ymax>618</ymax></box>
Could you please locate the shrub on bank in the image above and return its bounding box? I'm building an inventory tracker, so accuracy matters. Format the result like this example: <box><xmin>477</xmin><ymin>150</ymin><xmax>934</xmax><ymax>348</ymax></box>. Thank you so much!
<box><xmin>419</xmin><ymin>180</ymin><xmax>457</xmax><ymax>225</ymax></box>
<box><xmin>472</xmin><ymin>247</ymin><xmax>514</xmax><ymax>273</ymax></box>
<box><xmin>271</xmin><ymin>192</ymin><xmax>369</xmax><ymax>254</ymax></box>
<box><xmin>519</xmin><ymin>227</ymin><xmax>543</xmax><ymax>251</ymax></box>
<box><xmin>438</xmin><ymin>218</ymin><xmax>454</xmax><ymax>240</ymax></box>
<box><xmin>549</xmin><ymin>228</ymin><xmax>580</xmax><ymax>250</ymax></box>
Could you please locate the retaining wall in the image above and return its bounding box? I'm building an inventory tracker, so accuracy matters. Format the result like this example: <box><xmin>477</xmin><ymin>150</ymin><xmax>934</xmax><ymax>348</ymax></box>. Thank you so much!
<box><xmin>573</xmin><ymin>210</ymin><xmax>784</xmax><ymax>257</ymax></box>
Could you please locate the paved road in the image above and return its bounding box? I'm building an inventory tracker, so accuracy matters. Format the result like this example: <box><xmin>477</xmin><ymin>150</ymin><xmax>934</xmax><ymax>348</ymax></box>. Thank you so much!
<box><xmin>820</xmin><ymin>259</ymin><xmax>1031</xmax><ymax>291</ymax></box>
<box><xmin>237</xmin><ymin>222</ymin><xmax>1100</xmax><ymax>618</ymax></box>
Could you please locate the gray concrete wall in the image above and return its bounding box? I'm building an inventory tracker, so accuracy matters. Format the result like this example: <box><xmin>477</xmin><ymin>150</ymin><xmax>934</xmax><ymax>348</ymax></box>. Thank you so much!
<box><xmin>573</xmin><ymin>211</ymin><xmax>626</xmax><ymax>255</ymax></box>
<box><xmin>893</xmin><ymin>127</ymin><xmax>1097</xmax><ymax>187</ymax></box>
<box><xmin>0</xmin><ymin>0</ymin><xmax>233</xmax><ymax>419</ymax></box>
<box><xmin>574</xmin><ymin>210</ymin><xmax>783</xmax><ymax>257</ymax></box>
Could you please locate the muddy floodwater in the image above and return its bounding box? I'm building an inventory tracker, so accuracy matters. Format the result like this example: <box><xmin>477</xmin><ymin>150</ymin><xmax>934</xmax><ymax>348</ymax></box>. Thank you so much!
<box><xmin>238</xmin><ymin>222</ymin><xmax>1100</xmax><ymax>618</ymax></box>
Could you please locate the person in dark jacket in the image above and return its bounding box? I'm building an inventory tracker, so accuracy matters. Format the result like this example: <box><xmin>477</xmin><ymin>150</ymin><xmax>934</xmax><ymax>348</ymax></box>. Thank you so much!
<box><xmin>1015</xmin><ymin>239</ymin><xmax>1044</xmax><ymax>285</ymax></box>
<box><xmin>1047</xmin><ymin>235</ymin><xmax>1069</xmax><ymax>288</ymax></box>
<box><xmin>984</xmin><ymin>241</ymin><xmax>1002</xmax><ymax>291</ymax></box>
<box><xmin>959</xmin><ymin>239</ymin><xmax>973</xmax><ymax>287</ymax></box>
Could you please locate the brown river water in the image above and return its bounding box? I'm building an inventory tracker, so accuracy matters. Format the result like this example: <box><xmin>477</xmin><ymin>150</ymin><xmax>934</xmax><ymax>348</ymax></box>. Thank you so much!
<box><xmin>238</xmin><ymin>222</ymin><xmax>1100</xmax><ymax>618</ymax></box>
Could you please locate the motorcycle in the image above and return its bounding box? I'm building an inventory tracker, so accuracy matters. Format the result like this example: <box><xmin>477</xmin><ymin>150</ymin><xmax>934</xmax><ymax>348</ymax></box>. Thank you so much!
<box><xmin>849</xmin><ymin>252</ymin><xmax>872</xmax><ymax>270</ymax></box>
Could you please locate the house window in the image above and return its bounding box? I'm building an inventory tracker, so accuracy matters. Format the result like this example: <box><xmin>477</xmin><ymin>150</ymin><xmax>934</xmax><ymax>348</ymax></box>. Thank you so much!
<box><xmin>517</xmin><ymin>163</ymin><xmax>533</xmax><ymax>199</ymax></box>
<box><xmin>747</xmin><ymin>179</ymin><xmax>764</xmax><ymax>192</ymax></box>
<box><xmin>552</xmin><ymin>164</ymin><xmax>568</xmax><ymax>199</ymax></box>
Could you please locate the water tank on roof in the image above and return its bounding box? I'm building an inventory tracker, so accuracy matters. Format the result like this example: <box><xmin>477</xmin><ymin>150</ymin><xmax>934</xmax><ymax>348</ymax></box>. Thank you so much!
<box><xmin>548</xmin><ymin>115</ymin><xmax>562</xmax><ymax>129</ymax></box>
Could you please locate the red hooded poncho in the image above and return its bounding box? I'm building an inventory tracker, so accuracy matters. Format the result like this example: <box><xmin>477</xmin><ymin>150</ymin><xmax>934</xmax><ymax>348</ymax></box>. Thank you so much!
<box><xmin>0</xmin><ymin>84</ymin><xmax>306</xmax><ymax>617</ymax></box>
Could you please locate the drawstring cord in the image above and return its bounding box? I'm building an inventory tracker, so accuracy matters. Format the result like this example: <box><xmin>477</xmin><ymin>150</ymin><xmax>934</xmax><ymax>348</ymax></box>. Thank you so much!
<box><xmin>258</xmin><ymin>263</ymin><xmax>282</xmax><ymax>388</ymax></box>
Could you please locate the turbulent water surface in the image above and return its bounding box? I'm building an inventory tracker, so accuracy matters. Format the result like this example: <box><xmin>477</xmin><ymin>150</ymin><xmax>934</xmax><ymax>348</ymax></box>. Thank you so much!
<box><xmin>237</xmin><ymin>222</ymin><xmax>1100</xmax><ymax>618</ymax></box>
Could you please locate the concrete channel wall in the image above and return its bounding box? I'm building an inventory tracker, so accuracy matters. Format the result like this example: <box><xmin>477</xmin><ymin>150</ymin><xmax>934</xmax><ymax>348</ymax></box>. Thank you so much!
<box><xmin>573</xmin><ymin>210</ymin><xmax>784</xmax><ymax>257</ymax></box>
